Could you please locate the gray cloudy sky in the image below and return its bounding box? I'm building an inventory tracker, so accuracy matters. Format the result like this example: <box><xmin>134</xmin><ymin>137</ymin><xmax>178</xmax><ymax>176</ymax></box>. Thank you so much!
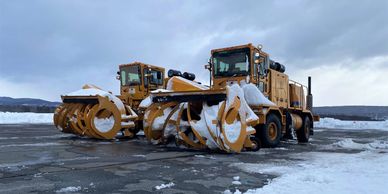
<box><xmin>1</xmin><ymin>0</ymin><xmax>388</xmax><ymax>106</ymax></box>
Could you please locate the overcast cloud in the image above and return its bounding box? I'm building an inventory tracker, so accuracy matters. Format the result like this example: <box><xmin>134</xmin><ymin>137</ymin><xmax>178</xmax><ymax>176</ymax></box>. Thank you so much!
<box><xmin>1</xmin><ymin>0</ymin><xmax>387</xmax><ymax>106</ymax></box>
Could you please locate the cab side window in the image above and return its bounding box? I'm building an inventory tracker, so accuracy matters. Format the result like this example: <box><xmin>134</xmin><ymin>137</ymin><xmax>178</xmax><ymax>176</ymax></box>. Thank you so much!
<box><xmin>144</xmin><ymin>69</ymin><xmax>163</xmax><ymax>86</ymax></box>
<box><xmin>121</xmin><ymin>71</ymin><xmax>126</xmax><ymax>86</ymax></box>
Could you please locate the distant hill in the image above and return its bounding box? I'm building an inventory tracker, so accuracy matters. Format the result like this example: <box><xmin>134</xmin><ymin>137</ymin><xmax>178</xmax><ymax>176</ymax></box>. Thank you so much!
<box><xmin>0</xmin><ymin>97</ymin><xmax>60</xmax><ymax>107</ymax></box>
<box><xmin>0</xmin><ymin>97</ymin><xmax>60</xmax><ymax>113</ymax></box>
<box><xmin>314</xmin><ymin>106</ymin><xmax>388</xmax><ymax>121</ymax></box>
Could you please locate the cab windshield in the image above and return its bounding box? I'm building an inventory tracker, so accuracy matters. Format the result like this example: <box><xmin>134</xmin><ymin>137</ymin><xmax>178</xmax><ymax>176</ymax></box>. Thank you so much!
<box><xmin>120</xmin><ymin>65</ymin><xmax>141</xmax><ymax>86</ymax></box>
<box><xmin>212</xmin><ymin>48</ymin><xmax>250</xmax><ymax>77</ymax></box>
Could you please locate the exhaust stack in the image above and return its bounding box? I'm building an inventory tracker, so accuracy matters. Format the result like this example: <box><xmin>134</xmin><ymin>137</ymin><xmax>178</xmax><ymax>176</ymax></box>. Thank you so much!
<box><xmin>306</xmin><ymin>76</ymin><xmax>313</xmax><ymax>111</ymax></box>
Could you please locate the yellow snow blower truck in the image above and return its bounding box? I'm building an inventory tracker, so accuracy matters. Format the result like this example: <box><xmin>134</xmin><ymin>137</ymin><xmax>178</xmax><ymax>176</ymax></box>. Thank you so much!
<box><xmin>143</xmin><ymin>43</ymin><xmax>319</xmax><ymax>152</ymax></box>
<box><xmin>53</xmin><ymin>62</ymin><xmax>165</xmax><ymax>139</ymax></box>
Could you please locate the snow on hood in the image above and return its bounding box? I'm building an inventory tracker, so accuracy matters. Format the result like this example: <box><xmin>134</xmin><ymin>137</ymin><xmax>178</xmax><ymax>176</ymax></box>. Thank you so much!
<box><xmin>166</xmin><ymin>76</ymin><xmax>209</xmax><ymax>90</ymax></box>
<box><xmin>241</xmin><ymin>82</ymin><xmax>275</xmax><ymax>106</ymax></box>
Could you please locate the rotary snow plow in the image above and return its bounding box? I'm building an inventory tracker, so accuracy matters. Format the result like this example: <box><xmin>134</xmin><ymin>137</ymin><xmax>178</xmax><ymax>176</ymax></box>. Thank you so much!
<box><xmin>53</xmin><ymin>85</ymin><xmax>137</xmax><ymax>139</ymax></box>
<box><xmin>141</xmin><ymin>75</ymin><xmax>261</xmax><ymax>153</ymax></box>
<box><xmin>54</xmin><ymin>62</ymin><xmax>165</xmax><ymax>139</ymax></box>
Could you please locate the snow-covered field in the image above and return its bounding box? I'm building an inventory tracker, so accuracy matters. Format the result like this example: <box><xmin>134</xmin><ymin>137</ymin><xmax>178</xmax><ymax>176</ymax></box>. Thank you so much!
<box><xmin>315</xmin><ymin>117</ymin><xmax>388</xmax><ymax>131</ymax></box>
<box><xmin>0</xmin><ymin>112</ymin><xmax>53</xmax><ymax>124</ymax></box>
<box><xmin>227</xmin><ymin>138</ymin><xmax>388</xmax><ymax>194</ymax></box>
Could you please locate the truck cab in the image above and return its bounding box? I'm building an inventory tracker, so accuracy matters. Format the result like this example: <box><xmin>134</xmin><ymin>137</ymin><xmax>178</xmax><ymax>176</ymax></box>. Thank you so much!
<box><xmin>118</xmin><ymin>62</ymin><xmax>165</xmax><ymax>109</ymax></box>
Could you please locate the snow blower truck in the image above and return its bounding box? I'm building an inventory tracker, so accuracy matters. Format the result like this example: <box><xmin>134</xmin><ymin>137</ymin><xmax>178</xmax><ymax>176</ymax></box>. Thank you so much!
<box><xmin>53</xmin><ymin>62</ymin><xmax>165</xmax><ymax>139</ymax></box>
<box><xmin>141</xmin><ymin>43</ymin><xmax>319</xmax><ymax>153</ymax></box>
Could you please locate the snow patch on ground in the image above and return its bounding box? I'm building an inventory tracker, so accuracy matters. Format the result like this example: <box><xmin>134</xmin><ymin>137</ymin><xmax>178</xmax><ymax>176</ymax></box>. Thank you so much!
<box><xmin>155</xmin><ymin>182</ymin><xmax>175</xmax><ymax>190</ymax></box>
<box><xmin>232</xmin><ymin>176</ymin><xmax>242</xmax><ymax>185</ymax></box>
<box><xmin>56</xmin><ymin>186</ymin><xmax>81</xmax><ymax>193</ymax></box>
<box><xmin>327</xmin><ymin>138</ymin><xmax>388</xmax><ymax>150</ymax></box>
<box><xmin>232</xmin><ymin>146</ymin><xmax>388</xmax><ymax>194</ymax></box>
<box><xmin>224</xmin><ymin>189</ymin><xmax>242</xmax><ymax>194</ymax></box>
<box><xmin>0</xmin><ymin>112</ymin><xmax>53</xmax><ymax>124</ymax></box>
<box><xmin>232</xmin><ymin>180</ymin><xmax>242</xmax><ymax>185</ymax></box>
<box><xmin>315</xmin><ymin>117</ymin><xmax>388</xmax><ymax>131</ymax></box>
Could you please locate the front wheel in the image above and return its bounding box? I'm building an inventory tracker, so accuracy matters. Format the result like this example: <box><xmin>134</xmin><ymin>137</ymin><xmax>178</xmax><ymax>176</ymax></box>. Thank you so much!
<box><xmin>259</xmin><ymin>114</ymin><xmax>282</xmax><ymax>148</ymax></box>
<box><xmin>296</xmin><ymin>116</ymin><xmax>311</xmax><ymax>143</ymax></box>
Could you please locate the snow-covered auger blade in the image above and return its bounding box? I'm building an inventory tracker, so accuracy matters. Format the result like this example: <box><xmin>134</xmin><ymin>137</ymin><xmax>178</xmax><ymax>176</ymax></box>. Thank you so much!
<box><xmin>142</xmin><ymin>76</ymin><xmax>259</xmax><ymax>153</ymax></box>
<box><xmin>53</xmin><ymin>85</ymin><xmax>138</xmax><ymax>139</ymax></box>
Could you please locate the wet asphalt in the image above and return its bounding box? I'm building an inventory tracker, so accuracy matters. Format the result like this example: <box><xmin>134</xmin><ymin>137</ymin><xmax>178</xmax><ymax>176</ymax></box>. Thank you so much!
<box><xmin>0</xmin><ymin>124</ymin><xmax>387</xmax><ymax>193</ymax></box>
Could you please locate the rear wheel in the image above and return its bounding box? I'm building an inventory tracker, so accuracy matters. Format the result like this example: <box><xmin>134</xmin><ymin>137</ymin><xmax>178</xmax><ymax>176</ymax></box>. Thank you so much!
<box><xmin>259</xmin><ymin>114</ymin><xmax>282</xmax><ymax>148</ymax></box>
<box><xmin>297</xmin><ymin>116</ymin><xmax>310</xmax><ymax>143</ymax></box>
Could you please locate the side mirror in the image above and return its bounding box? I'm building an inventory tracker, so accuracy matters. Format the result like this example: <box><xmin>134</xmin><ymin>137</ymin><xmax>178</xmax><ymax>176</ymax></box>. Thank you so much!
<box><xmin>205</xmin><ymin>58</ymin><xmax>212</xmax><ymax>71</ymax></box>
<box><xmin>204</xmin><ymin>64</ymin><xmax>211</xmax><ymax>71</ymax></box>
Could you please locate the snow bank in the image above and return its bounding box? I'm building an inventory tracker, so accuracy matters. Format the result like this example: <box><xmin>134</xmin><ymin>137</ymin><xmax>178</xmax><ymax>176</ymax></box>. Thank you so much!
<box><xmin>233</xmin><ymin>145</ymin><xmax>388</xmax><ymax>194</ymax></box>
<box><xmin>0</xmin><ymin>112</ymin><xmax>53</xmax><ymax>124</ymax></box>
<box><xmin>329</xmin><ymin>138</ymin><xmax>388</xmax><ymax>150</ymax></box>
<box><xmin>315</xmin><ymin>117</ymin><xmax>388</xmax><ymax>131</ymax></box>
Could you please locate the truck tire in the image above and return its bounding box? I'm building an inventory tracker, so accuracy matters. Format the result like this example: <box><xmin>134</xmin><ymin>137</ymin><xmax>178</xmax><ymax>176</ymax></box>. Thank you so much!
<box><xmin>297</xmin><ymin>116</ymin><xmax>310</xmax><ymax>143</ymax></box>
<box><xmin>259</xmin><ymin>114</ymin><xmax>282</xmax><ymax>147</ymax></box>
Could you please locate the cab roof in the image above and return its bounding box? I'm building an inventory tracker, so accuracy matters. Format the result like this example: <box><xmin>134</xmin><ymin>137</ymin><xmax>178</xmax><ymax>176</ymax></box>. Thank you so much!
<box><xmin>119</xmin><ymin>62</ymin><xmax>165</xmax><ymax>71</ymax></box>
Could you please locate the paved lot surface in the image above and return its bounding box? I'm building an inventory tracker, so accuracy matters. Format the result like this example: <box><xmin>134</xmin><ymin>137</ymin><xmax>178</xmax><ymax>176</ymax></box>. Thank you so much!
<box><xmin>0</xmin><ymin>124</ymin><xmax>387</xmax><ymax>193</ymax></box>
